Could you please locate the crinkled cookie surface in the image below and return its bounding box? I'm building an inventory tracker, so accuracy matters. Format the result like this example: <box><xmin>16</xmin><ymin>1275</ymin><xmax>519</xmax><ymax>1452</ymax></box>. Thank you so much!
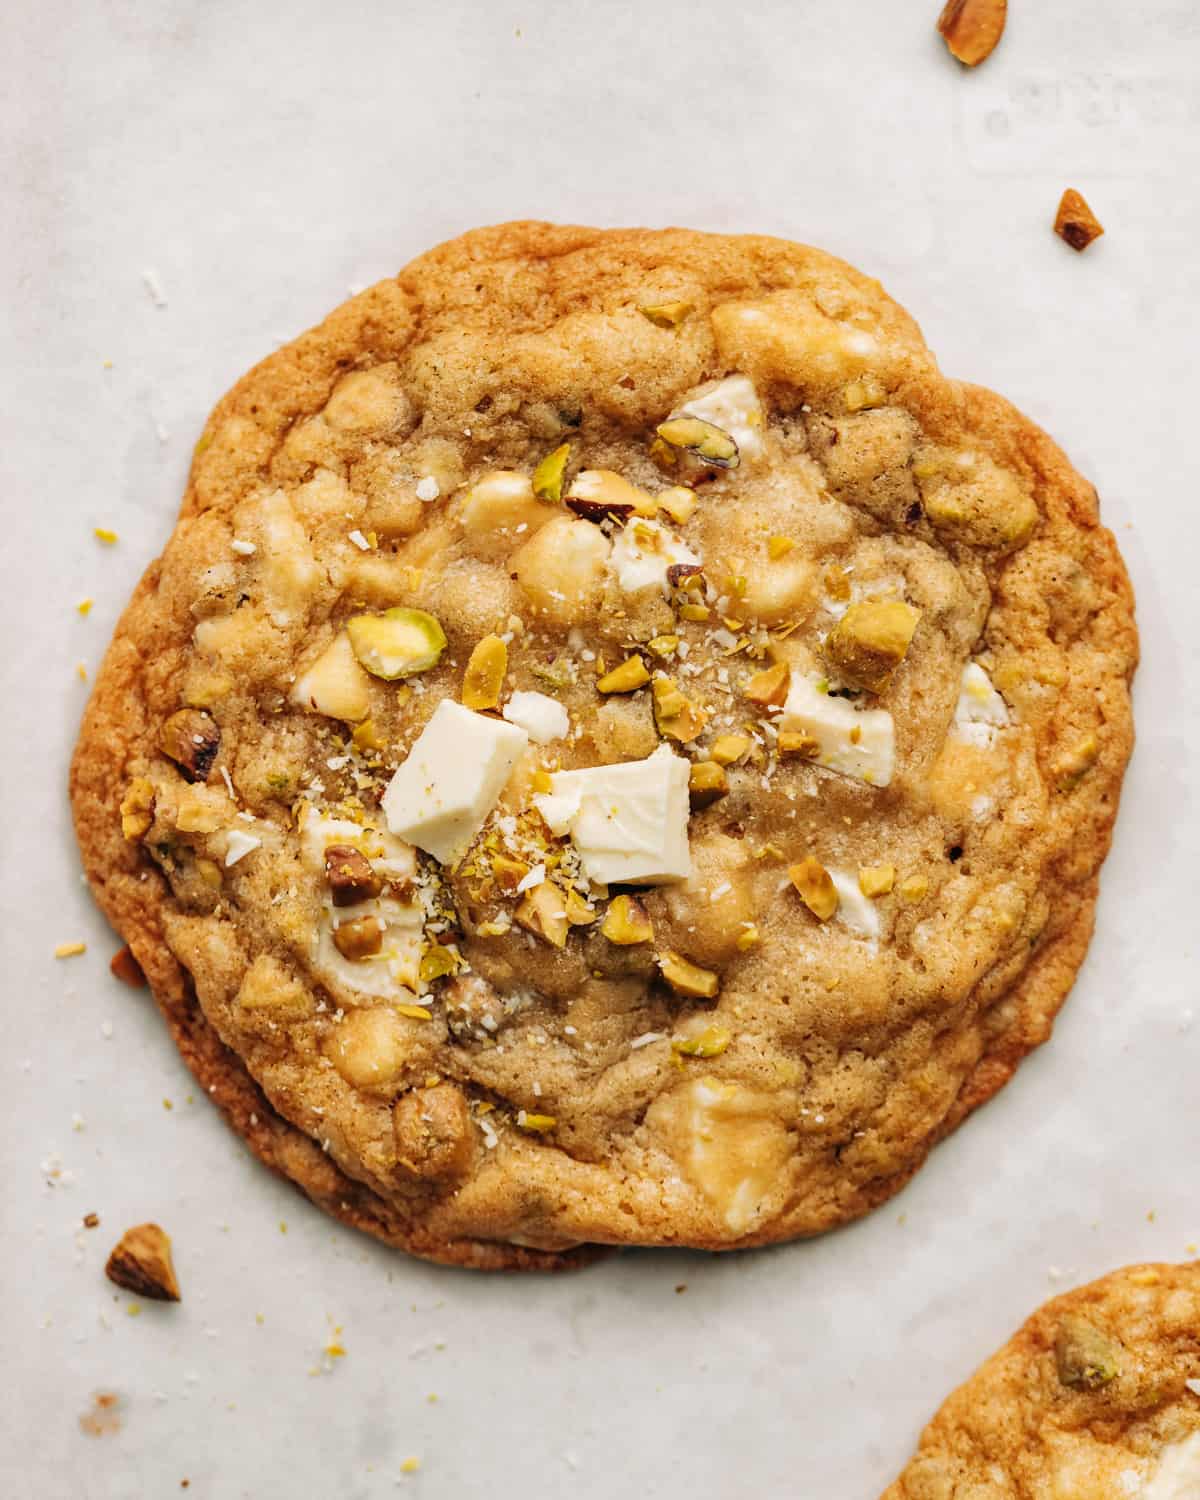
<box><xmin>883</xmin><ymin>1263</ymin><xmax>1200</xmax><ymax>1499</ymax></box>
<box><xmin>71</xmin><ymin>223</ymin><xmax>1136</xmax><ymax>1268</ymax></box>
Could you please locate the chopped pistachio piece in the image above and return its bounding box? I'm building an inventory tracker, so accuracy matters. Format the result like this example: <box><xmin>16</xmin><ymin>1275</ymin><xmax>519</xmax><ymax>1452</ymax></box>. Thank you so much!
<box><xmin>735</xmin><ymin>923</ymin><xmax>760</xmax><ymax>952</ymax></box>
<box><xmin>461</xmin><ymin>634</ymin><xmax>508</xmax><ymax>711</ymax></box>
<box><xmin>658</xmin><ymin>951</ymin><xmax>720</xmax><ymax>999</ymax></box>
<box><xmin>824</xmin><ymin>564</ymin><xmax>851</xmax><ymax>603</ymax></box>
<box><xmin>331</xmin><ymin>914</ymin><xmax>385</xmax><ymax>961</ymax></box>
<box><xmin>767</xmin><ymin>535</ymin><xmax>795</xmax><ymax>560</ymax></box>
<box><xmin>898</xmin><ymin>874</ymin><xmax>929</xmax><ymax>904</ymax></box>
<box><xmin>843</xmin><ymin>375</ymin><xmax>887</xmax><ymax>412</ymax></box>
<box><xmin>516</xmin><ymin>1110</ymin><xmax>557</xmax><ymax>1134</ymax></box>
<box><xmin>1054</xmin><ymin>1316</ymin><xmax>1120</xmax><ymax>1390</ymax></box>
<box><xmin>639</xmin><ymin>300</ymin><xmax>693</xmax><ymax>328</ymax></box>
<box><xmin>656</xmin><ymin>486</ymin><xmax>698</xmax><ymax>525</ymax></box>
<box><xmin>515</xmin><ymin>882</ymin><xmax>569</xmax><ymax>947</ymax></box>
<box><xmin>601</xmin><ymin>894</ymin><xmax>654</xmax><ymax>945</ymax></box>
<box><xmin>678</xmin><ymin>602</ymin><xmax>710</xmax><ymax>623</ymax></box>
<box><xmin>564</xmin><ymin>888</ymin><xmax>598</xmax><ymax>926</ymax></box>
<box><xmin>597</xmin><ymin>655</ymin><xmax>651</xmax><ymax>694</ymax></box>
<box><xmin>823</xmin><ymin>601</ymin><xmax>921</xmax><ymax>693</ymax></box>
<box><xmin>491</xmin><ymin>853</ymin><xmax>531</xmax><ymax>892</ymax></box>
<box><xmin>744</xmin><ymin>661</ymin><xmax>790</xmax><ymax>707</ymax></box>
<box><xmin>654</xmin><ymin>415</ymin><xmax>739</xmax><ymax>469</ymax></box>
<box><xmin>532</xmin><ymin>442</ymin><xmax>571</xmax><ymax>503</ymax></box>
<box><xmin>688</xmin><ymin>760</ymin><xmax>729</xmax><ymax>809</ymax></box>
<box><xmin>789</xmin><ymin>857</ymin><xmax>838</xmax><ymax>921</ymax></box>
<box><xmin>324</xmin><ymin>845</ymin><xmax>382</xmax><ymax>906</ymax></box>
<box><xmin>1054</xmin><ymin>733</ymin><xmax>1099</xmax><ymax>791</ymax></box>
<box><xmin>672</xmin><ymin>1025</ymin><xmax>731</xmax><ymax>1058</ymax></box>
<box><xmin>120</xmin><ymin>778</ymin><xmax>156</xmax><ymax>841</ymax></box>
<box><xmin>419</xmin><ymin>944</ymin><xmax>460</xmax><ymax>983</ymax></box>
<box><xmin>710</xmin><ymin>733</ymin><xmax>751</xmax><ymax>766</ymax></box>
<box><xmin>652</xmin><ymin>676</ymin><xmax>708</xmax><ymax>742</ymax></box>
<box><xmin>858</xmin><ymin>864</ymin><xmax>896</xmax><ymax>898</ymax></box>
<box><xmin>647</xmin><ymin>634</ymin><xmax>679</xmax><ymax>658</ymax></box>
<box><xmin>777</xmin><ymin>730</ymin><xmax>819</xmax><ymax>759</ymax></box>
<box><xmin>351</xmin><ymin>717</ymin><xmax>386</xmax><ymax>754</ymax></box>
<box><xmin>346</xmin><ymin>607</ymin><xmax>447</xmax><ymax>680</ymax></box>
<box><xmin>159</xmin><ymin>708</ymin><xmax>221</xmax><ymax>783</ymax></box>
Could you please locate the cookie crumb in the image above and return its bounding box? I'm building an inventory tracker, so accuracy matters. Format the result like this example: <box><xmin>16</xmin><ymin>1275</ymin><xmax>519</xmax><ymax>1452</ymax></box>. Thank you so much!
<box><xmin>93</xmin><ymin>527</ymin><xmax>119</xmax><ymax>545</ymax></box>
<box><xmin>55</xmin><ymin>942</ymin><xmax>87</xmax><ymax>959</ymax></box>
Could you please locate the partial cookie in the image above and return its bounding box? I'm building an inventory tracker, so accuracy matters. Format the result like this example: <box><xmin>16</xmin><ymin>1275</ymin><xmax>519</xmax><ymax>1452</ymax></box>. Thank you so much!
<box><xmin>884</xmin><ymin>1262</ymin><xmax>1200</xmax><ymax>1497</ymax></box>
<box><xmin>71</xmin><ymin>223</ymin><xmax>1136</xmax><ymax>1268</ymax></box>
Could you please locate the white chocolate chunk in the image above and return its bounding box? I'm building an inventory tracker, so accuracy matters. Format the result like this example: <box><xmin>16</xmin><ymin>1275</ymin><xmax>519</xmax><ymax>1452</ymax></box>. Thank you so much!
<box><xmin>609</xmin><ymin>517</ymin><xmax>700</xmax><ymax>595</ymax></box>
<box><xmin>224</xmin><ymin>829</ymin><xmax>261</xmax><ymax>866</ymax></box>
<box><xmin>658</xmin><ymin>1076</ymin><xmax>792</xmax><ymax>1234</ymax></box>
<box><xmin>383</xmin><ymin>700</ymin><xmax>528</xmax><ymax>865</ymax></box>
<box><xmin>534</xmin><ymin>744</ymin><xmax>691</xmax><ymax>886</ymax></box>
<box><xmin>828</xmin><ymin>869</ymin><xmax>880</xmax><ymax>940</ymax></box>
<box><xmin>674</xmin><ymin>374</ymin><xmax>765</xmax><ymax>460</ymax></box>
<box><xmin>954</xmin><ymin>661</ymin><xmax>1010</xmax><ymax>748</ymax></box>
<box><xmin>1142</xmin><ymin>1432</ymin><xmax>1200</xmax><ymax>1499</ymax></box>
<box><xmin>502</xmin><ymin>690</ymin><xmax>569</xmax><ymax>744</ymax></box>
<box><xmin>780</xmin><ymin>671</ymin><xmax>895</xmax><ymax>787</ymax></box>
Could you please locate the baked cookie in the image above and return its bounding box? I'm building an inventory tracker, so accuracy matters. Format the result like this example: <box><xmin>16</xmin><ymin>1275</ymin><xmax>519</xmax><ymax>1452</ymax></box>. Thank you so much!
<box><xmin>71</xmin><ymin>223</ymin><xmax>1136</xmax><ymax>1268</ymax></box>
<box><xmin>884</xmin><ymin>1262</ymin><xmax>1200</xmax><ymax>1497</ymax></box>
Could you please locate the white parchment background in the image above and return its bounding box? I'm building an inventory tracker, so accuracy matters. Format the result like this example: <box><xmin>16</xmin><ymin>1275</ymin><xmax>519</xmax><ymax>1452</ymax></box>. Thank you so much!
<box><xmin>3</xmin><ymin>2</ymin><xmax>1198</xmax><ymax>1495</ymax></box>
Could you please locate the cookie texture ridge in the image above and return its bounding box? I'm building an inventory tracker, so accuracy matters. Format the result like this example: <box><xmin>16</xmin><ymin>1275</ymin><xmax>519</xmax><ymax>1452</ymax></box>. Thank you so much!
<box><xmin>71</xmin><ymin>223</ymin><xmax>1137</xmax><ymax>1268</ymax></box>
<box><xmin>884</xmin><ymin>1262</ymin><xmax>1200</xmax><ymax>1497</ymax></box>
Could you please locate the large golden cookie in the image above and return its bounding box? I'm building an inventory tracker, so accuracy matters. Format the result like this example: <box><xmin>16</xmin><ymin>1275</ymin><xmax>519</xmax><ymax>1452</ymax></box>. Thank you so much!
<box><xmin>71</xmin><ymin>224</ymin><xmax>1136</xmax><ymax>1269</ymax></box>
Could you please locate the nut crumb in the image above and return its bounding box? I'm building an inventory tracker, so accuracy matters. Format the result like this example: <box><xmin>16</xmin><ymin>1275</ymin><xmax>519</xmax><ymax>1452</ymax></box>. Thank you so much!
<box><xmin>936</xmin><ymin>0</ymin><xmax>1006</xmax><ymax>66</ymax></box>
<box><xmin>105</xmin><ymin>1222</ymin><xmax>181</xmax><ymax>1302</ymax></box>
<box><xmin>1054</xmin><ymin>188</ymin><xmax>1104</xmax><ymax>253</ymax></box>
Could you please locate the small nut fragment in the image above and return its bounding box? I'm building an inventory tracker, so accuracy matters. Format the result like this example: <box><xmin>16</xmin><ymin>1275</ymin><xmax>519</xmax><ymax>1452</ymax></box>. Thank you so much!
<box><xmin>654</xmin><ymin>415</ymin><xmax>739</xmax><ymax>469</ymax></box>
<box><xmin>105</xmin><ymin>1223</ymin><xmax>180</xmax><ymax>1302</ymax></box>
<box><xmin>601</xmin><ymin>894</ymin><xmax>654</xmax><ymax>945</ymax></box>
<box><xmin>1054</xmin><ymin>189</ymin><xmax>1105</xmax><ymax>253</ymax></box>
<box><xmin>515</xmin><ymin>882</ymin><xmax>569</xmax><ymax>948</ymax></box>
<box><xmin>672</xmin><ymin>1024</ymin><xmax>731</xmax><ymax>1058</ymax></box>
<box><xmin>936</xmin><ymin>0</ymin><xmax>1007</xmax><ymax>67</ymax></box>
<box><xmin>689</xmin><ymin>761</ymin><xmax>729</xmax><ymax>809</ymax></box>
<box><xmin>824</xmin><ymin>564</ymin><xmax>852</xmax><ymax>603</ymax></box>
<box><xmin>744</xmin><ymin>661</ymin><xmax>790</xmax><ymax>707</ymax></box>
<box><xmin>597</xmin><ymin>655</ymin><xmax>651</xmax><ymax>694</ymax></box>
<box><xmin>461</xmin><ymin>634</ymin><xmax>508</xmax><ymax>711</ymax></box>
<box><xmin>491</xmin><ymin>853</ymin><xmax>531</xmax><ymax>893</ymax></box>
<box><xmin>120</xmin><ymin>778</ymin><xmax>156</xmax><ymax>841</ymax></box>
<box><xmin>767</xmin><ymin>535</ymin><xmax>795</xmax><ymax>560</ymax></box>
<box><xmin>777</xmin><ymin>730</ymin><xmax>819</xmax><ymax>759</ymax></box>
<box><xmin>658</xmin><ymin>950</ymin><xmax>720</xmax><ymax>999</ymax></box>
<box><xmin>667</xmin><ymin>562</ymin><xmax>705</xmax><ymax>592</ymax></box>
<box><xmin>351</xmin><ymin>717</ymin><xmax>386</xmax><ymax>754</ymax></box>
<box><xmin>394</xmin><ymin>1083</ymin><xmax>474</xmax><ymax>1181</ymax></box>
<box><xmin>735</xmin><ymin>923</ymin><xmax>760</xmax><ymax>952</ymax></box>
<box><xmin>898</xmin><ymin>874</ymin><xmax>929</xmax><ymax>904</ymax></box>
<box><xmin>532</xmin><ymin>442</ymin><xmax>571</xmax><ymax>503</ymax></box>
<box><xmin>1054</xmin><ymin>1315</ymin><xmax>1120</xmax><ymax>1390</ymax></box>
<box><xmin>652</xmin><ymin>676</ymin><xmax>708</xmax><ymax>742</ymax></box>
<box><xmin>516</xmin><ymin>1110</ymin><xmax>558</xmax><ymax>1134</ymax></box>
<box><xmin>331</xmin><ymin>914</ymin><xmax>385</xmax><ymax>961</ymax></box>
<box><xmin>710</xmin><ymin>734</ymin><xmax>751</xmax><ymax>766</ymax></box>
<box><xmin>657</xmin><ymin>486</ymin><xmax>698</xmax><ymax>525</ymax></box>
<box><xmin>565</xmin><ymin>469</ymin><xmax>653</xmax><ymax>521</ymax></box>
<box><xmin>858</xmin><ymin>864</ymin><xmax>896</xmax><ymax>898</ymax></box>
<box><xmin>109</xmin><ymin>945</ymin><xmax>146</xmax><ymax>988</ymax></box>
<box><xmin>1054</xmin><ymin>733</ymin><xmax>1099</xmax><ymax>791</ymax></box>
<box><xmin>419</xmin><ymin>944</ymin><xmax>460</xmax><ymax>984</ymax></box>
<box><xmin>823</xmin><ymin>601</ymin><xmax>921</xmax><ymax>692</ymax></box>
<box><xmin>789</xmin><ymin>857</ymin><xmax>839</xmax><ymax>921</ymax></box>
<box><xmin>346</xmin><ymin>607</ymin><xmax>446</xmax><ymax>680</ymax></box>
<box><xmin>639</xmin><ymin>300</ymin><xmax>693</xmax><ymax>328</ymax></box>
<box><xmin>564</xmin><ymin>888</ymin><xmax>598</xmax><ymax>926</ymax></box>
<box><xmin>324</xmin><ymin>845</ymin><xmax>382</xmax><ymax>906</ymax></box>
<box><xmin>158</xmin><ymin>709</ymin><xmax>220</xmax><ymax>783</ymax></box>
